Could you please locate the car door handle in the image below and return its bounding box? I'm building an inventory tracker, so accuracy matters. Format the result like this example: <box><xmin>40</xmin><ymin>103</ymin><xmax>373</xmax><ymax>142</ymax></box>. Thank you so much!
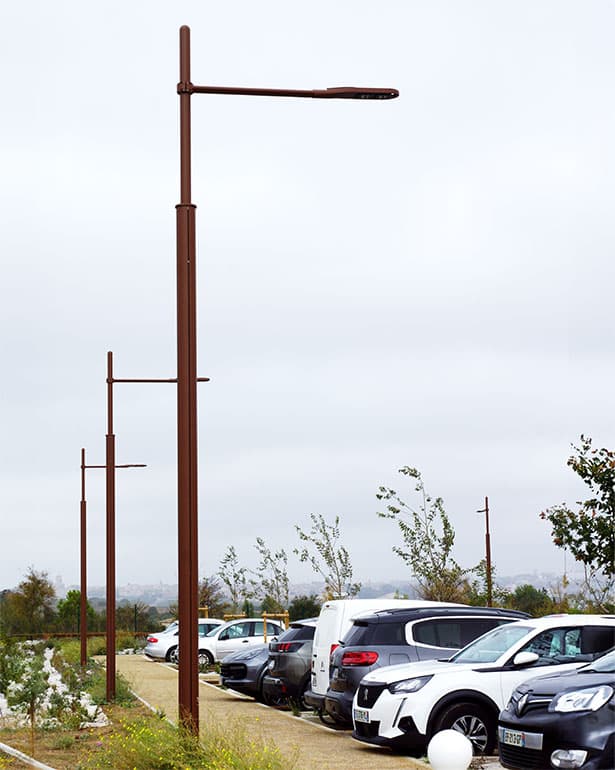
<box><xmin>241</xmin><ymin>640</ymin><xmax>249</xmax><ymax>643</ymax></box>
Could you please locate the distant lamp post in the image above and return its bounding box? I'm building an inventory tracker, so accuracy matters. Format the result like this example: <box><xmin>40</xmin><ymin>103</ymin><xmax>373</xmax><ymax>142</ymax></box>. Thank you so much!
<box><xmin>173</xmin><ymin>23</ymin><xmax>399</xmax><ymax>733</ymax></box>
<box><xmin>103</xmin><ymin>349</ymin><xmax>208</xmax><ymax>700</ymax></box>
<box><xmin>476</xmin><ymin>496</ymin><xmax>492</xmax><ymax>607</ymax></box>
<box><xmin>79</xmin><ymin>447</ymin><xmax>146</xmax><ymax>669</ymax></box>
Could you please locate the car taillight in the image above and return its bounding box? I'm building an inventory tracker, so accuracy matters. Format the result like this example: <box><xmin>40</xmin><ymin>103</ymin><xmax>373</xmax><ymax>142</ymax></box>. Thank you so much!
<box><xmin>341</xmin><ymin>650</ymin><xmax>379</xmax><ymax>666</ymax></box>
<box><xmin>147</xmin><ymin>636</ymin><xmax>158</xmax><ymax>643</ymax></box>
<box><xmin>277</xmin><ymin>642</ymin><xmax>301</xmax><ymax>653</ymax></box>
<box><xmin>330</xmin><ymin>643</ymin><xmax>339</xmax><ymax>657</ymax></box>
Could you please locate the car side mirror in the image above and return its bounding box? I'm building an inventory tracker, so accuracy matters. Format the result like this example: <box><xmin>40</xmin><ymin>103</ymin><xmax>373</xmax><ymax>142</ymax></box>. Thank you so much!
<box><xmin>513</xmin><ymin>651</ymin><xmax>540</xmax><ymax>667</ymax></box>
<box><xmin>219</xmin><ymin>632</ymin><xmax>229</xmax><ymax>641</ymax></box>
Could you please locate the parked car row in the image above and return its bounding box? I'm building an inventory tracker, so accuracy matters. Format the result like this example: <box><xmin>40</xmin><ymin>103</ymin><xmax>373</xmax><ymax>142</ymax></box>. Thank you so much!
<box><xmin>144</xmin><ymin>616</ymin><xmax>286</xmax><ymax>666</ymax></box>
<box><xmin>219</xmin><ymin>617</ymin><xmax>317</xmax><ymax>708</ymax></box>
<box><xmin>145</xmin><ymin>603</ymin><xmax>615</xmax><ymax>769</ymax></box>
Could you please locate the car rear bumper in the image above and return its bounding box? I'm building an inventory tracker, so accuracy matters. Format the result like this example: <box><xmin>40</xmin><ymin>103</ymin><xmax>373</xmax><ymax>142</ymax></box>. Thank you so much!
<box><xmin>324</xmin><ymin>691</ymin><xmax>353</xmax><ymax>724</ymax></box>
<box><xmin>304</xmin><ymin>689</ymin><xmax>325</xmax><ymax>712</ymax></box>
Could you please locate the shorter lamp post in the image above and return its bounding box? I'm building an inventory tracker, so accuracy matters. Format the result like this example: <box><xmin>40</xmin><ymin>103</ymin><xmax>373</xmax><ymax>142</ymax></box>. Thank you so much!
<box><xmin>476</xmin><ymin>496</ymin><xmax>493</xmax><ymax>607</ymax></box>
<box><xmin>79</xmin><ymin>448</ymin><xmax>146</xmax><ymax>668</ymax></box>
<box><xmin>104</xmin><ymin>349</ymin><xmax>208</xmax><ymax>699</ymax></box>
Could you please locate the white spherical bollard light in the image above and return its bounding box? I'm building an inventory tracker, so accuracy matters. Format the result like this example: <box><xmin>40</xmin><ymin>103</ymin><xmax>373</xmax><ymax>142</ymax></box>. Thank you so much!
<box><xmin>427</xmin><ymin>729</ymin><xmax>474</xmax><ymax>770</ymax></box>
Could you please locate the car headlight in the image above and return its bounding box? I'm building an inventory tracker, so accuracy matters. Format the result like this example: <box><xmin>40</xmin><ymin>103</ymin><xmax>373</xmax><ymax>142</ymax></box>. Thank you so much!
<box><xmin>552</xmin><ymin>685</ymin><xmax>613</xmax><ymax>713</ymax></box>
<box><xmin>388</xmin><ymin>675</ymin><xmax>433</xmax><ymax>694</ymax></box>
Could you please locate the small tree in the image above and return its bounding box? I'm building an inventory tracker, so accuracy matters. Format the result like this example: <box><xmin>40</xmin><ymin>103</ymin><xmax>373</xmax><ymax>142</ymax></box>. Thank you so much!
<box><xmin>7</xmin><ymin>649</ymin><xmax>49</xmax><ymax>756</ymax></box>
<box><xmin>116</xmin><ymin>602</ymin><xmax>151</xmax><ymax>633</ymax></box>
<box><xmin>541</xmin><ymin>435</ymin><xmax>615</xmax><ymax>611</ymax></box>
<box><xmin>288</xmin><ymin>594</ymin><xmax>321</xmax><ymax>621</ymax></box>
<box><xmin>462</xmin><ymin>560</ymin><xmax>511</xmax><ymax>607</ymax></box>
<box><xmin>8</xmin><ymin>568</ymin><xmax>56</xmax><ymax>635</ymax></box>
<box><xmin>506</xmin><ymin>584</ymin><xmax>554</xmax><ymax>617</ymax></box>
<box><xmin>294</xmin><ymin>514</ymin><xmax>361</xmax><ymax>599</ymax></box>
<box><xmin>198</xmin><ymin>575</ymin><xmax>228</xmax><ymax>618</ymax></box>
<box><xmin>377</xmin><ymin>467</ymin><xmax>471</xmax><ymax>602</ymax></box>
<box><xmin>57</xmin><ymin>590</ymin><xmax>97</xmax><ymax>633</ymax></box>
<box><xmin>249</xmin><ymin>538</ymin><xmax>289</xmax><ymax>611</ymax></box>
<box><xmin>218</xmin><ymin>546</ymin><xmax>249</xmax><ymax>613</ymax></box>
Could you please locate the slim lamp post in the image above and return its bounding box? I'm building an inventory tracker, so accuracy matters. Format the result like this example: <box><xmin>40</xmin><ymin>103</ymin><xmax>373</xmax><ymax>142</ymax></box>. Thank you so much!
<box><xmin>80</xmin><ymin>448</ymin><xmax>146</xmax><ymax>669</ymax></box>
<box><xmin>175</xmin><ymin>23</ymin><xmax>398</xmax><ymax>732</ymax></box>
<box><xmin>104</xmin><ymin>349</ymin><xmax>208</xmax><ymax>700</ymax></box>
<box><xmin>104</xmin><ymin>351</ymin><xmax>148</xmax><ymax>699</ymax></box>
<box><xmin>477</xmin><ymin>496</ymin><xmax>493</xmax><ymax>607</ymax></box>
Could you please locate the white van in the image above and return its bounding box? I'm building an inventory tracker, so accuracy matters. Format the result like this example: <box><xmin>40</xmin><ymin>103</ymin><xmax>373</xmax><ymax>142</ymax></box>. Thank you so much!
<box><xmin>304</xmin><ymin>599</ymin><xmax>464</xmax><ymax>713</ymax></box>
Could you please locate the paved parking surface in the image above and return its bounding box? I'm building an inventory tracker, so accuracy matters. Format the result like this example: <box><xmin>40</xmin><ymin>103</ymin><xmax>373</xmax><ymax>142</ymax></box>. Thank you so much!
<box><xmin>116</xmin><ymin>655</ymin><xmax>428</xmax><ymax>769</ymax></box>
<box><xmin>115</xmin><ymin>655</ymin><xmax>505</xmax><ymax>770</ymax></box>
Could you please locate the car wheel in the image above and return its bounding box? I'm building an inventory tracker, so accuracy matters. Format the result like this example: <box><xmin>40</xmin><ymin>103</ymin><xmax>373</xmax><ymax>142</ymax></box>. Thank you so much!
<box><xmin>263</xmin><ymin>688</ymin><xmax>290</xmax><ymax>709</ymax></box>
<box><xmin>166</xmin><ymin>646</ymin><xmax>179</xmax><ymax>665</ymax></box>
<box><xmin>291</xmin><ymin>679</ymin><xmax>311</xmax><ymax>712</ymax></box>
<box><xmin>433</xmin><ymin>702</ymin><xmax>495</xmax><ymax>754</ymax></box>
<box><xmin>198</xmin><ymin>650</ymin><xmax>214</xmax><ymax>667</ymax></box>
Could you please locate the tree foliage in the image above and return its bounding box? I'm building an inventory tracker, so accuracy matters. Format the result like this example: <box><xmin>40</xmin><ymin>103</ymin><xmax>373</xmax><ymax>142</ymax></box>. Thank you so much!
<box><xmin>249</xmin><ymin>538</ymin><xmax>289</xmax><ymax>611</ymax></box>
<box><xmin>0</xmin><ymin>568</ymin><xmax>56</xmax><ymax>635</ymax></box>
<box><xmin>541</xmin><ymin>436</ymin><xmax>615</xmax><ymax>610</ymax></box>
<box><xmin>287</xmin><ymin>594</ymin><xmax>321</xmax><ymax>622</ymax></box>
<box><xmin>56</xmin><ymin>590</ymin><xmax>97</xmax><ymax>633</ymax></box>
<box><xmin>294</xmin><ymin>514</ymin><xmax>361</xmax><ymax>599</ymax></box>
<box><xmin>218</xmin><ymin>546</ymin><xmax>249</xmax><ymax>613</ymax></box>
<box><xmin>116</xmin><ymin>601</ymin><xmax>153</xmax><ymax>632</ymax></box>
<box><xmin>198</xmin><ymin>575</ymin><xmax>228</xmax><ymax>618</ymax></box>
<box><xmin>377</xmin><ymin>467</ymin><xmax>471</xmax><ymax>602</ymax></box>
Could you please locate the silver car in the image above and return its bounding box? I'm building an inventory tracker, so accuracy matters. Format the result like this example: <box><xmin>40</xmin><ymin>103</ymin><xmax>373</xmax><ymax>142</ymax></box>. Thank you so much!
<box><xmin>145</xmin><ymin>618</ymin><xmax>224</xmax><ymax>663</ymax></box>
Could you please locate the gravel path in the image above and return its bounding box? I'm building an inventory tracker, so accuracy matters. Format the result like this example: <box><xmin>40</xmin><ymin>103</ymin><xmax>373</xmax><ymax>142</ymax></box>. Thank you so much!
<box><xmin>115</xmin><ymin>654</ymin><xmax>429</xmax><ymax>770</ymax></box>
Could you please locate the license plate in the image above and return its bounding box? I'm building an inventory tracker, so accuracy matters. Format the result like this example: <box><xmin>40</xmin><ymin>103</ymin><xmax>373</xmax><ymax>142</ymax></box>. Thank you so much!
<box><xmin>502</xmin><ymin>729</ymin><xmax>526</xmax><ymax>747</ymax></box>
<box><xmin>353</xmin><ymin>708</ymin><xmax>370</xmax><ymax>724</ymax></box>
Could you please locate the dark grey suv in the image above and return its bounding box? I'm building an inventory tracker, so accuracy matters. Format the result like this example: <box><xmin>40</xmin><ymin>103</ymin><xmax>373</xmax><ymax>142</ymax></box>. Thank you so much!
<box><xmin>261</xmin><ymin>618</ymin><xmax>317</xmax><ymax>709</ymax></box>
<box><xmin>324</xmin><ymin>606</ymin><xmax>528</xmax><ymax>725</ymax></box>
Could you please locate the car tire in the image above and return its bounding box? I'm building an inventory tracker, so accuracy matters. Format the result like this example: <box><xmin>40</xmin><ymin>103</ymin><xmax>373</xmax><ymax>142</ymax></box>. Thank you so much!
<box><xmin>432</xmin><ymin>701</ymin><xmax>495</xmax><ymax>754</ymax></box>
<box><xmin>198</xmin><ymin>650</ymin><xmax>214</xmax><ymax>667</ymax></box>
<box><xmin>166</xmin><ymin>646</ymin><xmax>179</xmax><ymax>665</ymax></box>
<box><xmin>263</xmin><ymin>687</ymin><xmax>290</xmax><ymax>709</ymax></box>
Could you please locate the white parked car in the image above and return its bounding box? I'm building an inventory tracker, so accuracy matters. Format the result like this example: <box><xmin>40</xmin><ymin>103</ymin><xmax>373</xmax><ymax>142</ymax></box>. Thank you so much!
<box><xmin>351</xmin><ymin>615</ymin><xmax>615</xmax><ymax>756</ymax></box>
<box><xmin>198</xmin><ymin>617</ymin><xmax>285</xmax><ymax>664</ymax></box>
<box><xmin>145</xmin><ymin>618</ymin><xmax>224</xmax><ymax>664</ymax></box>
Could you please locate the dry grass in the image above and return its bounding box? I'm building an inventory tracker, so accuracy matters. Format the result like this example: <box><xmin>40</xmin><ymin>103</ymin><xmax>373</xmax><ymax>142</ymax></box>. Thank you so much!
<box><xmin>0</xmin><ymin>701</ymin><xmax>152</xmax><ymax>769</ymax></box>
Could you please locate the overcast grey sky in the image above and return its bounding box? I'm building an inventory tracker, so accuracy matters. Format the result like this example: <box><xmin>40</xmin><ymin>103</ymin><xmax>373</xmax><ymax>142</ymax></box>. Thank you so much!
<box><xmin>1</xmin><ymin>1</ymin><xmax>613</xmax><ymax>592</ymax></box>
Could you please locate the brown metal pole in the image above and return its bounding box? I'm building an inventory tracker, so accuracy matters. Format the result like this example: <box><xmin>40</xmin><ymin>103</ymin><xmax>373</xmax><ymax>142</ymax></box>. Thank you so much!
<box><xmin>484</xmin><ymin>496</ymin><xmax>493</xmax><ymax>607</ymax></box>
<box><xmin>177</xmin><ymin>24</ymin><xmax>199</xmax><ymax>732</ymax></box>
<box><xmin>106</xmin><ymin>351</ymin><xmax>117</xmax><ymax>700</ymax></box>
<box><xmin>80</xmin><ymin>448</ymin><xmax>87</xmax><ymax>667</ymax></box>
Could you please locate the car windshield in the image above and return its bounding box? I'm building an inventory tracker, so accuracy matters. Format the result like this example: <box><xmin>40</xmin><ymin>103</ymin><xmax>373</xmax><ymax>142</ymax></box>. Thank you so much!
<box><xmin>450</xmin><ymin>624</ymin><xmax>532</xmax><ymax>664</ymax></box>
<box><xmin>583</xmin><ymin>647</ymin><xmax>615</xmax><ymax>673</ymax></box>
<box><xmin>206</xmin><ymin>625</ymin><xmax>223</xmax><ymax>637</ymax></box>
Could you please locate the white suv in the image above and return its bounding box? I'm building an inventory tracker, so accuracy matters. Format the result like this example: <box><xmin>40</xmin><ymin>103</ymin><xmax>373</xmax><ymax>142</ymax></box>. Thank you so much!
<box><xmin>199</xmin><ymin>617</ymin><xmax>285</xmax><ymax>664</ymax></box>
<box><xmin>352</xmin><ymin>615</ymin><xmax>615</xmax><ymax>755</ymax></box>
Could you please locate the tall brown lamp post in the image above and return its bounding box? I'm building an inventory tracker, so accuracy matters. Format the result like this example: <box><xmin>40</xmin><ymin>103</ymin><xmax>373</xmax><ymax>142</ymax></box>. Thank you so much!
<box><xmin>79</xmin><ymin>448</ymin><xmax>146</xmax><ymax>669</ymax></box>
<box><xmin>477</xmin><ymin>496</ymin><xmax>493</xmax><ymax>607</ymax></box>
<box><xmin>174</xmin><ymin>24</ymin><xmax>398</xmax><ymax>732</ymax></box>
